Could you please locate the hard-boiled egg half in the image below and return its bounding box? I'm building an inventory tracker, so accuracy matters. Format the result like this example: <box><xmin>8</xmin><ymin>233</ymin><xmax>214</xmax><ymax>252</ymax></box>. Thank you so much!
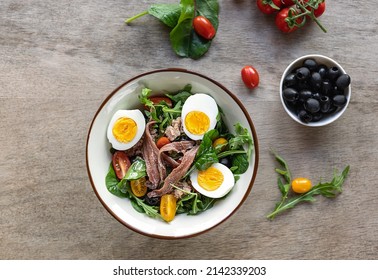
<box><xmin>190</xmin><ymin>163</ymin><xmax>235</xmax><ymax>198</ymax></box>
<box><xmin>181</xmin><ymin>93</ymin><xmax>218</xmax><ymax>140</ymax></box>
<box><xmin>107</xmin><ymin>109</ymin><xmax>145</xmax><ymax>151</ymax></box>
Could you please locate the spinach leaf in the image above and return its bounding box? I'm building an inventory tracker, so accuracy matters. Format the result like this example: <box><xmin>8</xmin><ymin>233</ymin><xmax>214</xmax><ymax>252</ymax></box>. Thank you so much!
<box><xmin>124</xmin><ymin>157</ymin><xmax>146</xmax><ymax>180</ymax></box>
<box><xmin>170</xmin><ymin>0</ymin><xmax>219</xmax><ymax>59</ymax></box>
<box><xmin>105</xmin><ymin>163</ymin><xmax>128</xmax><ymax>198</ymax></box>
<box><xmin>231</xmin><ymin>153</ymin><xmax>249</xmax><ymax>174</ymax></box>
<box><xmin>148</xmin><ymin>4</ymin><xmax>181</xmax><ymax>28</ymax></box>
<box><xmin>166</xmin><ymin>90</ymin><xmax>192</xmax><ymax>104</ymax></box>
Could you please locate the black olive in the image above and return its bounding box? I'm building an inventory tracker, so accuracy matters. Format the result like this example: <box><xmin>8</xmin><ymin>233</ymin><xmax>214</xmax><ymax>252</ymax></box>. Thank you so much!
<box><xmin>303</xmin><ymin>59</ymin><xmax>318</xmax><ymax>71</ymax></box>
<box><xmin>312</xmin><ymin>92</ymin><xmax>321</xmax><ymax>100</ymax></box>
<box><xmin>327</xmin><ymin>66</ymin><xmax>340</xmax><ymax>80</ymax></box>
<box><xmin>299</xmin><ymin>89</ymin><xmax>312</xmax><ymax>102</ymax></box>
<box><xmin>317</xmin><ymin>64</ymin><xmax>328</xmax><ymax>78</ymax></box>
<box><xmin>312</xmin><ymin>112</ymin><xmax>323</xmax><ymax>122</ymax></box>
<box><xmin>298</xmin><ymin>110</ymin><xmax>313</xmax><ymax>123</ymax></box>
<box><xmin>283</xmin><ymin>88</ymin><xmax>299</xmax><ymax>102</ymax></box>
<box><xmin>320</xmin><ymin>96</ymin><xmax>331</xmax><ymax>113</ymax></box>
<box><xmin>310</xmin><ymin>72</ymin><xmax>322</xmax><ymax>89</ymax></box>
<box><xmin>333</xmin><ymin>95</ymin><xmax>347</xmax><ymax>107</ymax></box>
<box><xmin>144</xmin><ymin>195</ymin><xmax>160</xmax><ymax>206</ymax></box>
<box><xmin>335</xmin><ymin>74</ymin><xmax>351</xmax><ymax>90</ymax></box>
<box><xmin>322</xmin><ymin>80</ymin><xmax>333</xmax><ymax>95</ymax></box>
<box><xmin>304</xmin><ymin>98</ymin><xmax>320</xmax><ymax>113</ymax></box>
<box><xmin>296</xmin><ymin>67</ymin><xmax>311</xmax><ymax>81</ymax></box>
<box><xmin>284</xmin><ymin>73</ymin><xmax>297</xmax><ymax>87</ymax></box>
<box><xmin>220</xmin><ymin>157</ymin><xmax>232</xmax><ymax>168</ymax></box>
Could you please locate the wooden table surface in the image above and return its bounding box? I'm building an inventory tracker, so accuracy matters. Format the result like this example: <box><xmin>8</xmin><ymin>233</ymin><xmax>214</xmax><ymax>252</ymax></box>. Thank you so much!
<box><xmin>1</xmin><ymin>0</ymin><xmax>377</xmax><ymax>260</ymax></box>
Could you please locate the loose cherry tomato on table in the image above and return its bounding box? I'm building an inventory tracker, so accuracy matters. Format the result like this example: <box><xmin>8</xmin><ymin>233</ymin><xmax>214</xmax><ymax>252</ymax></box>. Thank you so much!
<box><xmin>193</xmin><ymin>15</ymin><xmax>216</xmax><ymax>40</ymax></box>
<box><xmin>292</xmin><ymin>177</ymin><xmax>312</xmax><ymax>194</ymax></box>
<box><xmin>256</xmin><ymin>0</ymin><xmax>282</xmax><ymax>15</ymax></box>
<box><xmin>156</xmin><ymin>136</ymin><xmax>171</xmax><ymax>149</ymax></box>
<box><xmin>275</xmin><ymin>7</ymin><xmax>303</xmax><ymax>33</ymax></box>
<box><xmin>112</xmin><ymin>151</ymin><xmax>131</xmax><ymax>180</ymax></box>
<box><xmin>160</xmin><ymin>194</ymin><xmax>177</xmax><ymax>222</ymax></box>
<box><xmin>241</xmin><ymin>65</ymin><xmax>260</xmax><ymax>89</ymax></box>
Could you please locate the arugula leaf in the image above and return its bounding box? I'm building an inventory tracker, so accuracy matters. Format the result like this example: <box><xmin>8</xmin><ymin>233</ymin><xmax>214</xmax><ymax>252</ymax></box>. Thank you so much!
<box><xmin>267</xmin><ymin>151</ymin><xmax>350</xmax><ymax>220</ymax></box>
<box><xmin>228</xmin><ymin>123</ymin><xmax>254</xmax><ymax>162</ymax></box>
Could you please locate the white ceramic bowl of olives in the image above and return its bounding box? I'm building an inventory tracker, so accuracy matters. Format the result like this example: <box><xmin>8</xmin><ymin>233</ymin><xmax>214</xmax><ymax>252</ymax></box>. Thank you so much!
<box><xmin>280</xmin><ymin>54</ymin><xmax>351</xmax><ymax>127</ymax></box>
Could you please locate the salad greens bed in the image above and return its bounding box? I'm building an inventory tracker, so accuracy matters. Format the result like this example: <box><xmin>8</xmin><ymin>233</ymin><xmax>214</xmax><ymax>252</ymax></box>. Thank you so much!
<box><xmin>105</xmin><ymin>85</ymin><xmax>254</xmax><ymax>221</ymax></box>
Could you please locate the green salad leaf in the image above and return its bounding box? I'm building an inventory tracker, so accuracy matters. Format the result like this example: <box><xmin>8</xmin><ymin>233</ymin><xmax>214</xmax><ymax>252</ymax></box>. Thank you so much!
<box><xmin>125</xmin><ymin>0</ymin><xmax>220</xmax><ymax>59</ymax></box>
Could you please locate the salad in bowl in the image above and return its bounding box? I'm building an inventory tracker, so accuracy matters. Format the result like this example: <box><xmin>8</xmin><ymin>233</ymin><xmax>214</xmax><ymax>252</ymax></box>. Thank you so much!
<box><xmin>86</xmin><ymin>69</ymin><xmax>258</xmax><ymax>238</ymax></box>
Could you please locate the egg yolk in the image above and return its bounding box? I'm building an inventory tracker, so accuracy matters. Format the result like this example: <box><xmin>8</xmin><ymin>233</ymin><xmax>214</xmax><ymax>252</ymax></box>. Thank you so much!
<box><xmin>185</xmin><ymin>111</ymin><xmax>210</xmax><ymax>135</ymax></box>
<box><xmin>197</xmin><ymin>167</ymin><xmax>224</xmax><ymax>191</ymax></box>
<box><xmin>112</xmin><ymin>117</ymin><xmax>137</xmax><ymax>143</ymax></box>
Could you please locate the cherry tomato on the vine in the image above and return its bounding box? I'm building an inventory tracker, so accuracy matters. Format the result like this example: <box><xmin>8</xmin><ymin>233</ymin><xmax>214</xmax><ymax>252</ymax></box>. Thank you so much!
<box><xmin>313</xmin><ymin>2</ymin><xmax>326</xmax><ymax>18</ymax></box>
<box><xmin>281</xmin><ymin>0</ymin><xmax>295</xmax><ymax>6</ymax></box>
<box><xmin>256</xmin><ymin>0</ymin><xmax>282</xmax><ymax>15</ymax></box>
<box><xmin>241</xmin><ymin>66</ymin><xmax>260</xmax><ymax>89</ymax></box>
<box><xmin>275</xmin><ymin>7</ymin><xmax>303</xmax><ymax>33</ymax></box>
<box><xmin>193</xmin><ymin>16</ymin><xmax>216</xmax><ymax>40</ymax></box>
<box><xmin>112</xmin><ymin>151</ymin><xmax>131</xmax><ymax>180</ymax></box>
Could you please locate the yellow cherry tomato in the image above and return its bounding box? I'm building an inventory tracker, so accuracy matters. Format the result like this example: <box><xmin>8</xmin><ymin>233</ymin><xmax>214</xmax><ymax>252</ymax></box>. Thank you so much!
<box><xmin>291</xmin><ymin>177</ymin><xmax>312</xmax><ymax>194</ymax></box>
<box><xmin>213</xmin><ymin>137</ymin><xmax>228</xmax><ymax>151</ymax></box>
<box><xmin>160</xmin><ymin>194</ymin><xmax>177</xmax><ymax>222</ymax></box>
<box><xmin>130</xmin><ymin>177</ymin><xmax>147</xmax><ymax>197</ymax></box>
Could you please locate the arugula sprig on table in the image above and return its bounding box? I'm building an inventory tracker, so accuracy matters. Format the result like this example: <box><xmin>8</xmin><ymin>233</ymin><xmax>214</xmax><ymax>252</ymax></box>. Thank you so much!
<box><xmin>125</xmin><ymin>0</ymin><xmax>219</xmax><ymax>59</ymax></box>
<box><xmin>267</xmin><ymin>150</ymin><xmax>350</xmax><ymax>220</ymax></box>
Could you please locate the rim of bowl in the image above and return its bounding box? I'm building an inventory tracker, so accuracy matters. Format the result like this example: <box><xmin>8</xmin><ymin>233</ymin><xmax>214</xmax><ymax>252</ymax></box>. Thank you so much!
<box><xmin>85</xmin><ymin>68</ymin><xmax>260</xmax><ymax>239</ymax></box>
<box><xmin>280</xmin><ymin>54</ymin><xmax>351</xmax><ymax>127</ymax></box>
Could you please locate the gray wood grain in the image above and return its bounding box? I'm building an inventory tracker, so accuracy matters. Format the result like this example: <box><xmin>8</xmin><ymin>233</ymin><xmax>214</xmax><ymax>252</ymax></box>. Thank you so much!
<box><xmin>1</xmin><ymin>0</ymin><xmax>377</xmax><ymax>259</ymax></box>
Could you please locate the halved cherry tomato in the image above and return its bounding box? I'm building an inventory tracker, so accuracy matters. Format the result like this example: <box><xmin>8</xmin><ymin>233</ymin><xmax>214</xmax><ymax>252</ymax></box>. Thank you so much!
<box><xmin>292</xmin><ymin>177</ymin><xmax>312</xmax><ymax>194</ymax></box>
<box><xmin>241</xmin><ymin>65</ymin><xmax>260</xmax><ymax>89</ymax></box>
<box><xmin>213</xmin><ymin>137</ymin><xmax>228</xmax><ymax>151</ymax></box>
<box><xmin>130</xmin><ymin>177</ymin><xmax>147</xmax><ymax>197</ymax></box>
<box><xmin>160</xmin><ymin>194</ymin><xmax>177</xmax><ymax>222</ymax></box>
<box><xmin>256</xmin><ymin>0</ymin><xmax>282</xmax><ymax>15</ymax></box>
<box><xmin>156</xmin><ymin>136</ymin><xmax>171</xmax><ymax>149</ymax></box>
<box><xmin>112</xmin><ymin>151</ymin><xmax>131</xmax><ymax>180</ymax></box>
<box><xmin>193</xmin><ymin>16</ymin><xmax>216</xmax><ymax>40</ymax></box>
<box><xmin>149</xmin><ymin>96</ymin><xmax>173</xmax><ymax>108</ymax></box>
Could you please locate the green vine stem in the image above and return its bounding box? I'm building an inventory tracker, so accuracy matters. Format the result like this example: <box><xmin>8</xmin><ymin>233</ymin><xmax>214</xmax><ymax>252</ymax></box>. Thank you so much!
<box><xmin>125</xmin><ymin>10</ymin><xmax>149</xmax><ymax>24</ymax></box>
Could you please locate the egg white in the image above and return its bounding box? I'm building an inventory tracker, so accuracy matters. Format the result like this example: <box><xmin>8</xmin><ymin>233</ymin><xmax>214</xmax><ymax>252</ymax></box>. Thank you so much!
<box><xmin>190</xmin><ymin>163</ymin><xmax>235</xmax><ymax>198</ymax></box>
<box><xmin>107</xmin><ymin>109</ymin><xmax>145</xmax><ymax>151</ymax></box>
<box><xmin>181</xmin><ymin>93</ymin><xmax>218</xmax><ymax>140</ymax></box>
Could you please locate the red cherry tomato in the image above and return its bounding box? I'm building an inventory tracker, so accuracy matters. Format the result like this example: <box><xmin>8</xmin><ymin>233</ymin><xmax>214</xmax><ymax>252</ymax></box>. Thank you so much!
<box><xmin>275</xmin><ymin>7</ymin><xmax>303</xmax><ymax>33</ymax></box>
<box><xmin>281</xmin><ymin>0</ymin><xmax>295</xmax><ymax>6</ymax></box>
<box><xmin>112</xmin><ymin>151</ymin><xmax>131</xmax><ymax>180</ymax></box>
<box><xmin>313</xmin><ymin>2</ymin><xmax>326</xmax><ymax>18</ymax></box>
<box><xmin>156</xmin><ymin>136</ymin><xmax>171</xmax><ymax>149</ymax></box>
<box><xmin>256</xmin><ymin>0</ymin><xmax>282</xmax><ymax>15</ymax></box>
<box><xmin>241</xmin><ymin>66</ymin><xmax>260</xmax><ymax>89</ymax></box>
<box><xmin>192</xmin><ymin>16</ymin><xmax>216</xmax><ymax>40</ymax></box>
<box><xmin>149</xmin><ymin>96</ymin><xmax>173</xmax><ymax>107</ymax></box>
